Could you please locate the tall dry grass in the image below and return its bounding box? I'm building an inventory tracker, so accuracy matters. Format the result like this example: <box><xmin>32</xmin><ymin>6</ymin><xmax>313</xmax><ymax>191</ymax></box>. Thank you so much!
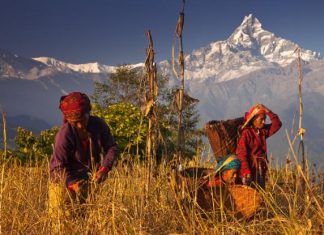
<box><xmin>0</xmin><ymin>155</ymin><xmax>323</xmax><ymax>235</ymax></box>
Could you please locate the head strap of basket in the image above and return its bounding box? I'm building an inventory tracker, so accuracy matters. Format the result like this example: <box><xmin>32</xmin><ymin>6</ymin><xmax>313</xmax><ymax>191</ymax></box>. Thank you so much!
<box><xmin>205</xmin><ymin>117</ymin><xmax>244</xmax><ymax>158</ymax></box>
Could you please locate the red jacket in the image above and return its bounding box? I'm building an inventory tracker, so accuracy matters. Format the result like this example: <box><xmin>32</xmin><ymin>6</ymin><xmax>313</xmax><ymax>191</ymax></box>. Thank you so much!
<box><xmin>236</xmin><ymin>111</ymin><xmax>282</xmax><ymax>177</ymax></box>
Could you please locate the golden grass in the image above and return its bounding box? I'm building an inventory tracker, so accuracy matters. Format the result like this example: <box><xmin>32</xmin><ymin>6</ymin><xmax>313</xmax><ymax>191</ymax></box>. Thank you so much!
<box><xmin>0</xmin><ymin>157</ymin><xmax>323</xmax><ymax>235</ymax></box>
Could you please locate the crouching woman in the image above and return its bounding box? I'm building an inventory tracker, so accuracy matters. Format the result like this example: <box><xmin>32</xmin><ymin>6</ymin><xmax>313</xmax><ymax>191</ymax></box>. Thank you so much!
<box><xmin>48</xmin><ymin>92</ymin><xmax>118</xmax><ymax>222</ymax></box>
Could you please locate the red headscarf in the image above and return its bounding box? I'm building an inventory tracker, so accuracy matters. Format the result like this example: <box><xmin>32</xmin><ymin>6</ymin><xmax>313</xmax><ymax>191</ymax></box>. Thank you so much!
<box><xmin>241</xmin><ymin>104</ymin><xmax>266</xmax><ymax>129</ymax></box>
<box><xmin>59</xmin><ymin>92</ymin><xmax>91</xmax><ymax>123</ymax></box>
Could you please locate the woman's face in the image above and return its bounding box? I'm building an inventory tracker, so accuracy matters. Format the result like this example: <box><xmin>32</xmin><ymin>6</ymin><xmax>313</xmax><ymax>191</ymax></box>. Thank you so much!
<box><xmin>252</xmin><ymin>114</ymin><xmax>266</xmax><ymax>129</ymax></box>
<box><xmin>69</xmin><ymin>113</ymin><xmax>89</xmax><ymax>131</ymax></box>
<box><xmin>221</xmin><ymin>169</ymin><xmax>237</xmax><ymax>184</ymax></box>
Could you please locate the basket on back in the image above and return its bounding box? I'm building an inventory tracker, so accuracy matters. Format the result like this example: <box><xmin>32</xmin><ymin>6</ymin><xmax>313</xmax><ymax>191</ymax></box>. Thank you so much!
<box><xmin>205</xmin><ymin>117</ymin><xmax>244</xmax><ymax>158</ymax></box>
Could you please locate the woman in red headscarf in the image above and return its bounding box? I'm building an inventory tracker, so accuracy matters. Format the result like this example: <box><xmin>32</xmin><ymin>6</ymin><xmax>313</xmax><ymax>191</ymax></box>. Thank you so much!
<box><xmin>236</xmin><ymin>104</ymin><xmax>282</xmax><ymax>189</ymax></box>
<box><xmin>48</xmin><ymin>92</ymin><xmax>118</xmax><ymax>221</ymax></box>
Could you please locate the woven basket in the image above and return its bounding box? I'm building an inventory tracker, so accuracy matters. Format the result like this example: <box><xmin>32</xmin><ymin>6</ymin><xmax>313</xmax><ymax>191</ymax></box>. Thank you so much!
<box><xmin>179</xmin><ymin>167</ymin><xmax>223</xmax><ymax>210</ymax></box>
<box><xmin>205</xmin><ymin>117</ymin><xmax>244</xmax><ymax>158</ymax></box>
<box><xmin>179</xmin><ymin>167</ymin><xmax>261</xmax><ymax>218</ymax></box>
<box><xmin>226</xmin><ymin>185</ymin><xmax>262</xmax><ymax>218</ymax></box>
<box><xmin>179</xmin><ymin>167</ymin><xmax>215</xmax><ymax>196</ymax></box>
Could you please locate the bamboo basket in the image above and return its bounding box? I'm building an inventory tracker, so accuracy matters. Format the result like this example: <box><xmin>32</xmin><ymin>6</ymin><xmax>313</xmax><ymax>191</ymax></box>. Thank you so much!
<box><xmin>205</xmin><ymin>117</ymin><xmax>244</xmax><ymax>158</ymax></box>
<box><xmin>179</xmin><ymin>167</ymin><xmax>221</xmax><ymax>210</ymax></box>
<box><xmin>179</xmin><ymin>167</ymin><xmax>261</xmax><ymax>218</ymax></box>
<box><xmin>226</xmin><ymin>184</ymin><xmax>262</xmax><ymax>218</ymax></box>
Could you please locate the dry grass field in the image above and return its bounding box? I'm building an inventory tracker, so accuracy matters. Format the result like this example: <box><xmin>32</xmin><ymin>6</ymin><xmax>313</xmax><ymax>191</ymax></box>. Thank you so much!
<box><xmin>0</xmin><ymin>155</ymin><xmax>323</xmax><ymax>235</ymax></box>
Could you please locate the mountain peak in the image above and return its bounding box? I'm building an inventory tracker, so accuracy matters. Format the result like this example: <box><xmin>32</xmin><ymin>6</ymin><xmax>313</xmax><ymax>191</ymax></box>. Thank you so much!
<box><xmin>228</xmin><ymin>14</ymin><xmax>265</xmax><ymax>47</ymax></box>
<box><xmin>240</xmin><ymin>14</ymin><xmax>262</xmax><ymax>29</ymax></box>
<box><xmin>163</xmin><ymin>14</ymin><xmax>323</xmax><ymax>84</ymax></box>
<box><xmin>225</xmin><ymin>14</ymin><xmax>322</xmax><ymax>65</ymax></box>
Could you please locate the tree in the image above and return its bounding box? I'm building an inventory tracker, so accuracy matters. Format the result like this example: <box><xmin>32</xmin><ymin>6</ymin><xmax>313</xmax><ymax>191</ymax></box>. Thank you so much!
<box><xmin>158</xmin><ymin>88</ymin><xmax>201</xmax><ymax>161</ymax></box>
<box><xmin>92</xmin><ymin>64</ymin><xmax>144</xmax><ymax>107</ymax></box>
<box><xmin>92</xmin><ymin>65</ymin><xmax>201</xmax><ymax>162</ymax></box>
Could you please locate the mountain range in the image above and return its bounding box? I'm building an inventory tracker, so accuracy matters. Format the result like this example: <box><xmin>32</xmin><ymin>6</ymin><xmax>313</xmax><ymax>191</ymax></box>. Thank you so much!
<box><xmin>1</xmin><ymin>14</ymin><xmax>323</xmax><ymax>165</ymax></box>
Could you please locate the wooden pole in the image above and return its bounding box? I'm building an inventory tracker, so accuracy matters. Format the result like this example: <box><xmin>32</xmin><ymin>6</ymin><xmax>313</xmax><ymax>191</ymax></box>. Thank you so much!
<box><xmin>172</xmin><ymin>0</ymin><xmax>185</xmax><ymax>170</ymax></box>
<box><xmin>144</xmin><ymin>30</ymin><xmax>158</xmax><ymax>197</ymax></box>
<box><xmin>294</xmin><ymin>48</ymin><xmax>307</xmax><ymax>196</ymax></box>
<box><xmin>0</xmin><ymin>110</ymin><xmax>6</xmax><ymax>235</ymax></box>
<box><xmin>296</xmin><ymin>49</ymin><xmax>305</xmax><ymax>169</ymax></box>
<box><xmin>1</xmin><ymin>111</ymin><xmax>7</xmax><ymax>162</ymax></box>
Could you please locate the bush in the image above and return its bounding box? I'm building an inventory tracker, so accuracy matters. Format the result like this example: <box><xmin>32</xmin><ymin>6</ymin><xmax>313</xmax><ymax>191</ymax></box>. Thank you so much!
<box><xmin>92</xmin><ymin>103</ymin><xmax>147</xmax><ymax>155</ymax></box>
<box><xmin>14</xmin><ymin>126</ymin><xmax>59</xmax><ymax>163</ymax></box>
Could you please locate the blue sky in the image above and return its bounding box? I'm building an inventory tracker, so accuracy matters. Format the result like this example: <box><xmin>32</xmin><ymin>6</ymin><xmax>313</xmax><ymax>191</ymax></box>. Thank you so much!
<box><xmin>1</xmin><ymin>0</ymin><xmax>323</xmax><ymax>65</ymax></box>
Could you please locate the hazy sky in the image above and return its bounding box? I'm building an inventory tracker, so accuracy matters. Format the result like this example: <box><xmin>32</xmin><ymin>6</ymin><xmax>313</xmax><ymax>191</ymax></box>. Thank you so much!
<box><xmin>1</xmin><ymin>0</ymin><xmax>323</xmax><ymax>65</ymax></box>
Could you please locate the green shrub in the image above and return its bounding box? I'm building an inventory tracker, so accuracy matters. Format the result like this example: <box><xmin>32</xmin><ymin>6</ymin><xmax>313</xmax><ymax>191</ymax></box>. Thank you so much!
<box><xmin>92</xmin><ymin>103</ymin><xmax>147</xmax><ymax>155</ymax></box>
<box><xmin>14</xmin><ymin>126</ymin><xmax>59</xmax><ymax>163</ymax></box>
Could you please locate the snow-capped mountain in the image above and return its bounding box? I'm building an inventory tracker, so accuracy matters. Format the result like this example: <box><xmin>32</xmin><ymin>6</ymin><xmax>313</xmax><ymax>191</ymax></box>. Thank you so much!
<box><xmin>0</xmin><ymin>14</ymin><xmax>323</xmax><ymax>163</ymax></box>
<box><xmin>0</xmin><ymin>48</ymin><xmax>110</xmax><ymax>127</ymax></box>
<box><xmin>33</xmin><ymin>57</ymin><xmax>117</xmax><ymax>74</ymax></box>
<box><xmin>227</xmin><ymin>14</ymin><xmax>320</xmax><ymax>64</ymax></box>
<box><xmin>160</xmin><ymin>14</ymin><xmax>321</xmax><ymax>84</ymax></box>
<box><xmin>33</xmin><ymin>57</ymin><xmax>144</xmax><ymax>74</ymax></box>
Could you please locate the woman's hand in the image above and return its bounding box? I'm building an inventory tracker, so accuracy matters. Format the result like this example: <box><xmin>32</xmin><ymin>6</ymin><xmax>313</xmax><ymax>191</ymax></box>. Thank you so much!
<box><xmin>256</xmin><ymin>104</ymin><xmax>270</xmax><ymax>113</ymax></box>
<box><xmin>68</xmin><ymin>179</ymin><xmax>87</xmax><ymax>193</ymax></box>
<box><xmin>95</xmin><ymin>166</ymin><xmax>109</xmax><ymax>184</ymax></box>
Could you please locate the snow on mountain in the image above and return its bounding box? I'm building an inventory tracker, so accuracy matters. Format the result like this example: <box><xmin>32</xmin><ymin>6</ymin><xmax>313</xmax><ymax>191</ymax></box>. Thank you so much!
<box><xmin>0</xmin><ymin>50</ymin><xmax>110</xmax><ymax>126</ymax></box>
<box><xmin>160</xmin><ymin>14</ymin><xmax>322</xmax><ymax>84</ymax></box>
<box><xmin>33</xmin><ymin>57</ymin><xmax>116</xmax><ymax>74</ymax></box>
<box><xmin>228</xmin><ymin>14</ymin><xmax>320</xmax><ymax>64</ymax></box>
<box><xmin>33</xmin><ymin>57</ymin><xmax>145</xmax><ymax>74</ymax></box>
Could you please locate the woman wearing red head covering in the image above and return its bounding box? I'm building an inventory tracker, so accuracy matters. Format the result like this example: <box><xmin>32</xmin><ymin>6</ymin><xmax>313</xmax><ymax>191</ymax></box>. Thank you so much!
<box><xmin>48</xmin><ymin>92</ymin><xmax>118</xmax><ymax>221</ymax></box>
<box><xmin>236</xmin><ymin>104</ymin><xmax>282</xmax><ymax>189</ymax></box>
